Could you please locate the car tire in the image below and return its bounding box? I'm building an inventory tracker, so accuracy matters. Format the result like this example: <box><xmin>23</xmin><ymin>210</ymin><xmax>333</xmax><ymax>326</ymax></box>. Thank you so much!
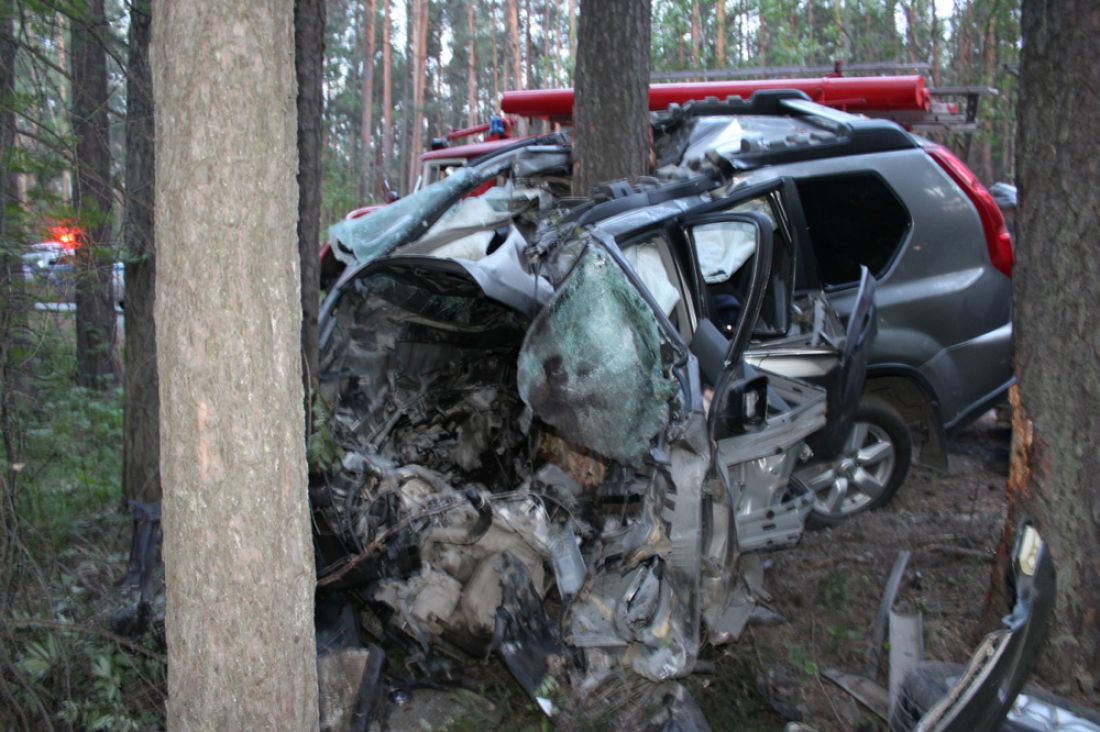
<box><xmin>803</xmin><ymin>395</ymin><xmax>912</xmax><ymax>529</ymax></box>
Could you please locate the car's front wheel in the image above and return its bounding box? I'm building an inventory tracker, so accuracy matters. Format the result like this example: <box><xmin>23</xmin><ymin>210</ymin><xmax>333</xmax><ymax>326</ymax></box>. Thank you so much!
<box><xmin>799</xmin><ymin>396</ymin><xmax>912</xmax><ymax>528</ymax></box>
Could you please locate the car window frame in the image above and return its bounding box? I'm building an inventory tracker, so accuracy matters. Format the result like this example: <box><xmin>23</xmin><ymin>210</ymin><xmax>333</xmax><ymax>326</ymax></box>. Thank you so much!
<box><xmin>790</xmin><ymin>169</ymin><xmax>913</xmax><ymax>292</ymax></box>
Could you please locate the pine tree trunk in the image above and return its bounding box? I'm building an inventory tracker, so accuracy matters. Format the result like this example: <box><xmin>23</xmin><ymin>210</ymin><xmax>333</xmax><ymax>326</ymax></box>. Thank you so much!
<box><xmin>406</xmin><ymin>0</ymin><xmax>428</xmax><ymax>189</ymax></box>
<box><xmin>979</xmin><ymin>18</ymin><xmax>996</xmax><ymax>182</ymax></box>
<box><xmin>152</xmin><ymin>0</ymin><xmax>319</xmax><ymax>726</ymax></box>
<box><xmin>122</xmin><ymin>0</ymin><xmax>159</xmax><ymax>504</ymax></box>
<box><xmin>690</xmin><ymin>1</ymin><xmax>701</xmax><ymax>69</ymax></box>
<box><xmin>56</xmin><ymin>13</ymin><xmax>72</xmax><ymax>205</ymax></box>
<box><xmin>492</xmin><ymin>2</ymin><xmax>500</xmax><ymax>101</ymax></box>
<box><xmin>833</xmin><ymin>0</ymin><xmax>842</xmax><ymax>57</ymax></box>
<box><xmin>572</xmin><ymin>0</ymin><xmax>650</xmax><ymax>196</ymax></box>
<box><xmin>72</xmin><ymin>0</ymin><xmax>119</xmax><ymax>388</ymax></box>
<box><xmin>382</xmin><ymin>0</ymin><xmax>393</xmax><ymax>195</ymax></box>
<box><xmin>466</xmin><ymin>3</ymin><xmax>478</xmax><ymax>126</ymax></box>
<box><xmin>296</xmin><ymin>0</ymin><xmax>324</xmax><ymax>428</ymax></box>
<box><xmin>525</xmin><ymin>0</ymin><xmax>533</xmax><ymax>88</ymax></box>
<box><xmin>716</xmin><ymin>0</ymin><xmax>726</xmax><ymax>69</ymax></box>
<box><xmin>360</xmin><ymin>0</ymin><xmax>377</xmax><ymax>199</ymax></box>
<box><xmin>806</xmin><ymin>0</ymin><xmax>814</xmax><ymax>62</ymax></box>
<box><xmin>1009</xmin><ymin>0</ymin><xmax>1100</xmax><ymax>701</ymax></box>
<box><xmin>1</xmin><ymin>0</ymin><xmax>28</xmax><ymax>578</ymax></box>
<box><xmin>506</xmin><ymin>0</ymin><xmax>521</xmax><ymax>88</ymax></box>
<box><xmin>568</xmin><ymin>0</ymin><xmax>576</xmax><ymax>60</ymax></box>
<box><xmin>931</xmin><ymin>4</ymin><xmax>940</xmax><ymax>86</ymax></box>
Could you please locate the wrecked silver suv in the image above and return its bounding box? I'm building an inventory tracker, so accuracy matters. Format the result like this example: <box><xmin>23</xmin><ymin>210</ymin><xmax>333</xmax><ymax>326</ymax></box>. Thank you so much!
<box><xmin>311</xmin><ymin>94</ymin><xmax>878</xmax><ymax>725</ymax></box>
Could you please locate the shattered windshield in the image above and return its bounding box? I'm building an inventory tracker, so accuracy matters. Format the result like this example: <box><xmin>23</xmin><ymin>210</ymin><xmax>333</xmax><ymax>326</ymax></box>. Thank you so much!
<box><xmin>327</xmin><ymin>165</ymin><xmax>501</xmax><ymax>267</ymax></box>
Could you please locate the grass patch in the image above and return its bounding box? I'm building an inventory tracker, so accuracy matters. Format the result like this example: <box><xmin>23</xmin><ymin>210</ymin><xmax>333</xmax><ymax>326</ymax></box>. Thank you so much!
<box><xmin>11</xmin><ymin>327</ymin><xmax>124</xmax><ymax>549</ymax></box>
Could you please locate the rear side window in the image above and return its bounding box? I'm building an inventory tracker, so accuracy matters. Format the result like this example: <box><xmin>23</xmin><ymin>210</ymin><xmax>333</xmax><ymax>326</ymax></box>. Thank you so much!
<box><xmin>795</xmin><ymin>173</ymin><xmax>910</xmax><ymax>286</ymax></box>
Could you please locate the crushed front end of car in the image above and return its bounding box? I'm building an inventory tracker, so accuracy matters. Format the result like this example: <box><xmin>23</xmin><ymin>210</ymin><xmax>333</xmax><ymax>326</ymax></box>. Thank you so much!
<box><xmin>310</xmin><ymin>119</ymin><xmax>864</xmax><ymax>729</ymax></box>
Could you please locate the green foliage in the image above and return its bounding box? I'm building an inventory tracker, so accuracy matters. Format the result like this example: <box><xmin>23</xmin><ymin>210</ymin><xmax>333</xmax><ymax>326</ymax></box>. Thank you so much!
<box><xmin>56</xmin><ymin>643</ymin><xmax>161</xmax><ymax>731</ymax></box>
<box><xmin>9</xmin><ymin>327</ymin><xmax>124</xmax><ymax>548</ymax></box>
<box><xmin>307</xmin><ymin>397</ymin><xmax>343</xmax><ymax>471</ymax></box>
<box><xmin>13</xmin><ymin>621</ymin><xmax>165</xmax><ymax>731</ymax></box>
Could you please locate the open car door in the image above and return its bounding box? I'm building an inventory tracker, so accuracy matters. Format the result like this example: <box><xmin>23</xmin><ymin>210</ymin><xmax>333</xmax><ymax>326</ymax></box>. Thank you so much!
<box><xmin>681</xmin><ymin>212</ymin><xmax>829</xmax><ymax>552</ymax></box>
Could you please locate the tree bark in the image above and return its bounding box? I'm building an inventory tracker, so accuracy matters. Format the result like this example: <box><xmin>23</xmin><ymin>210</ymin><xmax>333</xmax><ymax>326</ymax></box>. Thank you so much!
<box><xmin>152</xmin><ymin>0</ymin><xmax>319</xmax><ymax>727</ymax></box>
<box><xmin>571</xmin><ymin>0</ymin><xmax>651</xmax><ymax>196</ymax></box>
<box><xmin>931</xmin><ymin>3</ymin><xmax>940</xmax><ymax>86</ymax></box>
<box><xmin>360</xmin><ymin>0</ymin><xmax>377</xmax><ymax>200</ymax></box>
<box><xmin>296</xmin><ymin>0</ymin><xmax>324</xmax><ymax>433</ymax></box>
<box><xmin>56</xmin><ymin>12</ymin><xmax>72</xmax><ymax>205</ymax></box>
<box><xmin>716</xmin><ymin>0</ymin><xmax>726</xmax><ymax>69</ymax></box>
<box><xmin>491</xmin><ymin>2</ymin><xmax>500</xmax><ymax>101</ymax></box>
<box><xmin>1008</xmin><ymin>0</ymin><xmax>1100</xmax><ymax>701</ymax></box>
<box><xmin>382</xmin><ymin>0</ymin><xmax>393</xmax><ymax>196</ymax></box>
<box><xmin>690</xmin><ymin>1</ymin><xmax>701</xmax><ymax>68</ymax></box>
<box><xmin>71</xmin><ymin>0</ymin><xmax>119</xmax><ymax>388</ymax></box>
<box><xmin>1</xmin><ymin>0</ymin><xmax>28</xmax><ymax>582</ymax></box>
<box><xmin>406</xmin><ymin>0</ymin><xmax>428</xmax><ymax>189</ymax></box>
<box><xmin>466</xmin><ymin>2</ymin><xmax>478</xmax><ymax>126</ymax></box>
<box><xmin>506</xmin><ymin>0</ymin><xmax>521</xmax><ymax>88</ymax></box>
<box><xmin>524</xmin><ymin>0</ymin><xmax>533</xmax><ymax>88</ymax></box>
<box><xmin>121</xmin><ymin>0</ymin><xmax>159</xmax><ymax>504</ymax></box>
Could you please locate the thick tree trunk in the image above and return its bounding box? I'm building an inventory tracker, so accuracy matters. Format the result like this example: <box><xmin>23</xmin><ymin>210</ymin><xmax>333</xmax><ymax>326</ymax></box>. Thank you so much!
<box><xmin>71</xmin><ymin>0</ymin><xmax>119</xmax><ymax>388</ymax></box>
<box><xmin>122</xmin><ymin>0</ymin><xmax>159</xmax><ymax>504</ymax></box>
<box><xmin>360</xmin><ymin>0</ymin><xmax>377</xmax><ymax>200</ymax></box>
<box><xmin>296</xmin><ymin>0</ymin><xmax>324</xmax><ymax>431</ymax></box>
<box><xmin>152</xmin><ymin>0</ymin><xmax>319</xmax><ymax>727</ymax></box>
<box><xmin>571</xmin><ymin>0</ymin><xmax>651</xmax><ymax>196</ymax></box>
<box><xmin>1008</xmin><ymin>0</ymin><xmax>1100</xmax><ymax>701</ymax></box>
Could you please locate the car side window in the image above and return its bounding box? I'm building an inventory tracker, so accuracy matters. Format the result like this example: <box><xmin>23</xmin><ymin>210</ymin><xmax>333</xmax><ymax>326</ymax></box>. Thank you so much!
<box><xmin>794</xmin><ymin>173</ymin><xmax>910</xmax><ymax>287</ymax></box>
<box><xmin>621</xmin><ymin>234</ymin><xmax>694</xmax><ymax>340</ymax></box>
<box><xmin>687</xmin><ymin>196</ymin><xmax>790</xmax><ymax>339</ymax></box>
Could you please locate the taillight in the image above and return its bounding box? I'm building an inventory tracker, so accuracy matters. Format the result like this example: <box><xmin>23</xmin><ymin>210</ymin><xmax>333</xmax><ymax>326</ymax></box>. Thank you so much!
<box><xmin>926</xmin><ymin>144</ymin><xmax>1014</xmax><ymax>277</ymax></box>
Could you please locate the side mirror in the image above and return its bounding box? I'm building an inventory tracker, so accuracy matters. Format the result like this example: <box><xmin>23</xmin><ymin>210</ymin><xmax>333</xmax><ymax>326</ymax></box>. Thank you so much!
<box><xmin>722</xmin><ymin>374</ymin><xmax>769</xmax><ymax>434</ymax></box>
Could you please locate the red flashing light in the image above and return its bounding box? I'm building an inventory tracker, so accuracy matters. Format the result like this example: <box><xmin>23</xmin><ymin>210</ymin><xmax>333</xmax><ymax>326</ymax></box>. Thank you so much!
<box><xmin>48</xmin><ymin>223</ymin><xmax>83</xmax><ymax>251</ymax></box>
<box><xmin>926</xmin><ymin>144</ymin><xmax>1014</xmax><ymax>277</ymax></box>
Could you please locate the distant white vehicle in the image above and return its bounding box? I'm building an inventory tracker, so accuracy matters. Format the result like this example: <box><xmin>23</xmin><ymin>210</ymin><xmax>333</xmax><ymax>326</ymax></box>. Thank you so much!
<box><xmin>22</xmin><ymin>241</ymin><xmax>125</xmax><ymax>307</ymax></box>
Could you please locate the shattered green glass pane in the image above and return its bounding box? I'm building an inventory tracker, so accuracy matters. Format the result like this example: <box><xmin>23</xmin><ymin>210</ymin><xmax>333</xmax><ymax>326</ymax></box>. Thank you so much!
<box><xmin>517</xmin><ymin>248</ymin><xmax>680</xmax><ymax>462</ymax></box>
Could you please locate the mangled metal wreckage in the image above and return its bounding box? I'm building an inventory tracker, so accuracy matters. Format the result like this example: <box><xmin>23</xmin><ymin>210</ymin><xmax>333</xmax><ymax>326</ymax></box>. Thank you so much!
<box><xmin>311</xmin><ymin>123</ymin><xmax>876</xmax><ymax>725</ymax></box>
